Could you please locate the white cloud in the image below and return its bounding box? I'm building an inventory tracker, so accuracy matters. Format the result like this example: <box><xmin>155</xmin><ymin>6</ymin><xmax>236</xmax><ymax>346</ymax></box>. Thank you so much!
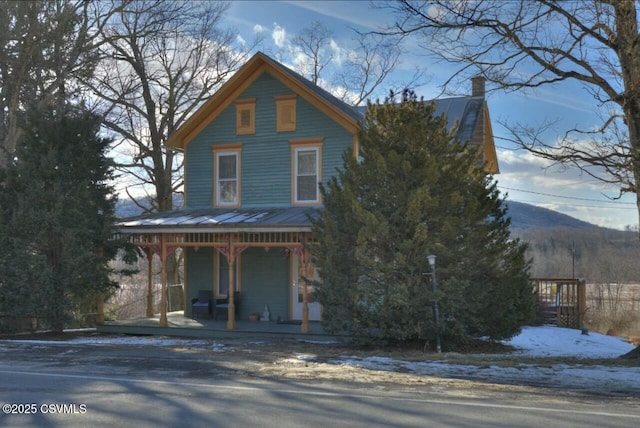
<box><xmin>272</xmin><ymin>23</ymin><xmax>287</xmax><ymax>48</ymax></box>
<box><xmin>253</xmin><ymin>24</ymin><xmax>266</xmax><ymax>33</ymax></box>
<box><xmin>283</xmin><ymin>0</ymin><xmax>384</xmax><ymax>30</ymax></box>
<box><xmin>426</xmin><ymin>4</ymin><xmax>445</xmax><ymax>21</ymax></box>
<box><xmin>329</xmin><ymin>39</ymin><xmax>343</xmax><ymax>66</ymax></box>
<box><xmin>494</xmin><ymin>146</ymin><xmax>640</xmax><ymax>229</ymax></box>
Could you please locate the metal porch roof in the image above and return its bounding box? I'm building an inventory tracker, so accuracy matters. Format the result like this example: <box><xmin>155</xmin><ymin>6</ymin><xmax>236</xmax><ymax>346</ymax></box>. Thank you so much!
<box><xmin>116</xmin><ymin>206</ymin><xmax>322</xmax><ymax>234</ymax></box>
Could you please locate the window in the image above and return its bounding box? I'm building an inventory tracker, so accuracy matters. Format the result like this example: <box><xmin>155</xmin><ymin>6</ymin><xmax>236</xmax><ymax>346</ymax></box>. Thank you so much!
<box><xmin>275</xmin><ymin>95</ymin><xmax>297</xmax><ymax>132</ymax></box>
<box><xmin>235</xmin><ymin>99</ymin><xmax>255</xmax><ymax>135</ymax></box>
<box><xmin>213</xmin><ymin>144</ymin><xmax>241</xmax><ymax>207</ymax></box>
<box><xmin>216</xmin><ymin>252</ymin><xmax>240</xmax><ymax>297</ymax></box>
<box><xmin>290</xmin><ymin>138</ymin><xmax>323</xmax><ymax>205</ymax></box>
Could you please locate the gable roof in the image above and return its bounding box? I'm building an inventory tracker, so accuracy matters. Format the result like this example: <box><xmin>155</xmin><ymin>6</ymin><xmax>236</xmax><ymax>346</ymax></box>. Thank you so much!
<box><xmin>354</xmin><ymin>95</ymin><xmax>485</xmax><ymax>143</ymax></box>
<box><xmin>164</xmin><ymin>51</ymin><xmax>498</xmax><ymax>172</ymax></box>
<box><xmin>165</xmin><ymin>51</ymin><xmax>361</xmax><ymax>151</ymax></box>
<box><xmin>432</xmin><ymin>96</ymin><xmax>484</xmax><ymax>142</ymax></box>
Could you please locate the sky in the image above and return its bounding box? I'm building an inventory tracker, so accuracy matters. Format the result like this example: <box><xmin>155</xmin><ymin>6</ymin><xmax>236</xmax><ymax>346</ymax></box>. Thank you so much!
<box><xmin>223</xmin><ymin>1</ymin><xmax>639</xmax><ymax>230</ymax></box>
<box><xmin>4</xmin><ymin>326</ymin><xmax>638</xmax><ymax>393</ymax></box>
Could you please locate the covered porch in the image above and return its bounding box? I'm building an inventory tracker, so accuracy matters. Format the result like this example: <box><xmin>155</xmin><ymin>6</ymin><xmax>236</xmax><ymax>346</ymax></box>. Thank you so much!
<box><xmin>110</xmin><ymin>207</ymin><xmax>322</xmax><ymax>334</ymax></box>
<box><xmin>97</xmin><ymin>311</ymin><xmax>340</xmax><ymax>341</ymax></box>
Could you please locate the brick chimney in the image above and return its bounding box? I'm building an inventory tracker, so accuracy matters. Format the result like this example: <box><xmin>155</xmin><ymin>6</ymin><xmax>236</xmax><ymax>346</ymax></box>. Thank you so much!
<box><xmin>471</xmin><ymin>76</ymin><xmax>485</xmax><ymax>97</ymax></box>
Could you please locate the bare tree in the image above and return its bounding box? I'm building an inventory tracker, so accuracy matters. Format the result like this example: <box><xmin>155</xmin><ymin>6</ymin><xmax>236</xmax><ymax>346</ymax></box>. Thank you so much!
<box><xmin>335</xmin><ymin>32</ymin><xmax>409</xmax><ymax>106</ymax></box>
<box><xmin>0</xmin><ymin>0</ymin><xmax>125</xmax><ymax>168</ymax></box>
<box><xmin>386</xmin><ymin>0</ymin><xmax>640</xmax><ymax>358</ymax></box>
<box><xmin>84</xmin><ymin>0</ymin><xmax>257</xmax><ymax>285</ymax></box>
<box><xmin>282</xmin><ymin>21</ymin><xmax>416</xmax><ymax>106</ymax></box>
<box><xmin>385</xmin><ymin>0</ymin><xmax>640</xmax><ymax>228</ymax></box>
<box><xmin>86</xmin><ymin>0</ymin><xmax>255</xmax><ymax>213</ymax></box>
<box><xmin>292</xmin><ymin>21</ymin><xmax>333</xmax><ymax>85</ymax></box>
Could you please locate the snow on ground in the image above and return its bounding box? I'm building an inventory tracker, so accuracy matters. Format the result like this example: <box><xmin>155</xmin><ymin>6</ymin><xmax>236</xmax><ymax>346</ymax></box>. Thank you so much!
<box><xmin>325</xmin><ymin>326</ymin><xmax>640</xmax><ymax>394</ymax></box>
<box><xmin>7</xmin><ymin>335</ymin><xmax>228</xmax><ymax>352</ymax></box>
<box><xmin>504</xmin><ymin>325</ymin><xmax>635</xmax><ymax>358</ymax></box>
<box><xmin>8</xmin><ymin>325</ymin><xmax>634</xmax><ymax>357</ymax></box>
<box><xmin>3</xmin><ymin>325</ymin><xmax>639</xmax><ymax>393</ymax></box>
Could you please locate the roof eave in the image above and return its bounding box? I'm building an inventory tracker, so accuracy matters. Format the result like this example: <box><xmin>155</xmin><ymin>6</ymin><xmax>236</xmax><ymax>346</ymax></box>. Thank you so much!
<box><xmin>115</xmin><ymin>225</ymin><xmax>313</xmax><ymax>235</ymax></box>
<box><xmin>164</xmin><ymin>52</ymin><xmax>360</xmax><ymax>151</ymax></box>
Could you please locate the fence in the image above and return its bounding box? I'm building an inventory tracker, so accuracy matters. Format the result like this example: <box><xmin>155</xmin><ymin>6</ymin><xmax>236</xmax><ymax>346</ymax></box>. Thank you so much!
<box><xmin>105</xmin><ymin>283</ymin><xmax>184</xmax><ymax>320</ymax></box>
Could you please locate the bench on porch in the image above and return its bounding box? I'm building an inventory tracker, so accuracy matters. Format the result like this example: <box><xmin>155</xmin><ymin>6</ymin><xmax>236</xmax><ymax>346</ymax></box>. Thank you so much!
<box><xmin>214</xmin><ymin>292</ymin><xmax>240</xmax><ymax>321</ymax></box>
<box><xmin>191</xmin><ymin>290</ymin><xmax>213</xmax><ymax>319</ymax></box>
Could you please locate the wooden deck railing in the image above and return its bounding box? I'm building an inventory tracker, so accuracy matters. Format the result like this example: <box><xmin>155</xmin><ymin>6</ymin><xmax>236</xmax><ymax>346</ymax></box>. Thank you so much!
<box><xmin>533</xmin><ymin>278</ymin><xmax>586</xmax><ymax>329</ymax></box>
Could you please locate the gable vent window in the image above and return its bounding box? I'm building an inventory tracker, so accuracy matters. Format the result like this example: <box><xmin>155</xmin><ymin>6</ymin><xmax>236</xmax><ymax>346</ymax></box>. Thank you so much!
<box><xmin>276</xmin><ymin>95</ymin><xmax>297</xmax><ymax>132</ymax></box>
<box><xmin>235</xmin><ymin>99</ymin><xmax>255</xmax><ymax>135</ymax></box>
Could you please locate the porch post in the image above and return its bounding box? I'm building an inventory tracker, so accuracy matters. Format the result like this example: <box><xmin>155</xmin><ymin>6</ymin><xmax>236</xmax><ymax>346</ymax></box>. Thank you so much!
<box><xmin>96</xmin><ymin>292</ymin><xmax>104</xmax><ymax>326</ymax></box>
<box><xmin>146</xmin><ymin>249</ymin><xmax>154</xmax><ymax>317</ymax></box>
<box><xmin>227</xmin><ymin>254</ymin><xmax>236</xmax><ymax>330</ymax></box>
<box><xmin>578</xmin><ymin>279</ymin><xmax>587</xmax><ymax>329</ymax></box>
<box><xmin>160</xmin><ymin>236</ymin><xmax>168</xmax><ymax>327</ymax></box>
<box><xmin>301</xmin><ymin>250</ymin><xmax>309</xmax><ymax>334</ymax></box>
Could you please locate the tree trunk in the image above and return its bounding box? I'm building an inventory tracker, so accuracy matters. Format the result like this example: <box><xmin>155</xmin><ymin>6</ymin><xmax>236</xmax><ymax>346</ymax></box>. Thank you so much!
<box><xmin>613</xmin><ymin>2</ymin><xmax>640</xmax><ymax>234</ymax></box>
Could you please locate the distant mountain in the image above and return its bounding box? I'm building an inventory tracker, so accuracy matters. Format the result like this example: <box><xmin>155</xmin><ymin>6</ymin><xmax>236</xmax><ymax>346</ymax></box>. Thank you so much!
<box><xmin>115</xmin><ymin>198</ymin><xmax>147</xmax><ymax>219</ymax></box>
<box><xmin>505</xmin><ymin>201</ymin><xmax>640</xmax><ymax>280</ymax></box>
<box><xmin>505</xmin><ymin>201</ymin><xmax>601</xmax><ymax>231</ymax></box>
<box><xmin>116</xmin><ymin>197</ymin><xmax>603</xmax><ymax>231</ymax></box>
<box><xmin>114</xmin><ymin>197</ymin><xmax>640</xmax><ymax>279</ymax></box>
<box><xmin>115</xmin><ymin>194</ymin><xmax>184</xmax><ymax>219</ymax></box>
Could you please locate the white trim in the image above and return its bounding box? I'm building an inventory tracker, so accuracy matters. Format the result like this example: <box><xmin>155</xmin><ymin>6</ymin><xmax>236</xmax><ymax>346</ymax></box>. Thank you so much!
<box><xmin>294</xmin><ymin>146</ymin><xmax>319</xmax><ymax>204</ymax></box>
<box><xmin>214</xmin><ymin>150</ymin><xmax>240</xmax><ymax>207</ymax></box>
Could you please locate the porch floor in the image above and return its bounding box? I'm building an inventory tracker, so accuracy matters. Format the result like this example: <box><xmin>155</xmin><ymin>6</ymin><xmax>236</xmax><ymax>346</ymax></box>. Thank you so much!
<box><xmin>97</xmin><ymin>311</ymin><xmax>343</xmax><ymax>341</ymax></box>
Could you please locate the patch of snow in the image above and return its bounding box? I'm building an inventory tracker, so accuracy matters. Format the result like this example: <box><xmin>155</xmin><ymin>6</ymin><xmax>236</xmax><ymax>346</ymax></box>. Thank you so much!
<box><xmin>502</xmin><ymin>325</ymin><xmax>634</xmax><ymax>358</ymax></box>
<box><xmin>3</xmin><ymin>326</ymin><xmax>638</xmax><ymax>393</ymax></box>
<box><xmin>295</xmin><ymin>353</ymin><xmax>318</xmax><ymax>361</ymax></box>
<box><xmin>328</xmin><ymin>326</ymin><xmax>640</xmax><ymax>393</ymax></box>
<box><xmin>6</xmin><ymin>335</ymin><xmax>226</xmax><ymax>350</ymax></box>
<box><xmin>296</xmin><ymin>339</ymin><xmax>339</xmax><ymax>345</ymax></box>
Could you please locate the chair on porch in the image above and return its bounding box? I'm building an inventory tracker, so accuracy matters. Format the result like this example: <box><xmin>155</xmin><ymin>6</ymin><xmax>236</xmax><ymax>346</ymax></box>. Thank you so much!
<box><xmin>214</xmin><ymin>292</ymin><xmax>240</xmax><ymax>321</ymax></box>
<box><xmin>191</xmin><ymin>290</ymin><xmax>213</xmax><ymax>319</ymax></box>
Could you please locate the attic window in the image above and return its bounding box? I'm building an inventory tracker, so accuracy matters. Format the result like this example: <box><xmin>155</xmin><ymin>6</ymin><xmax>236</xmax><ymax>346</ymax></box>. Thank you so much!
<box><xmin>235</xmin><ymin>99</ymin><xmax>255</xmax><ymax>135</ymax></box>
<box><xmin>276</xmin><ymin>95</ymin><xmax>297</xmax><ymax>132</ymax></box>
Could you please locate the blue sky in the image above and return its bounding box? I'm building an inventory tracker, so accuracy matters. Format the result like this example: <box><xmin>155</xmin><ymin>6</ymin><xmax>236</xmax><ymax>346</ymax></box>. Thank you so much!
<box><xmin>225</xmin><ymin>1</ymin><xmax>638</xmax><ymax>229</ymax></box>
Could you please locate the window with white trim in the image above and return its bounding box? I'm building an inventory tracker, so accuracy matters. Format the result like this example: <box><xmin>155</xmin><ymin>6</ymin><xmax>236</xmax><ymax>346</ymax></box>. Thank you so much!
<box><xmin>213</xmin><ymin>145</ymin><xmax>241</xmax><ymax>207</ymax></box>
<box><xmin>290</xmin><ymin>139</ymin><xmax>322</xmax><ymax>205</ymax></box>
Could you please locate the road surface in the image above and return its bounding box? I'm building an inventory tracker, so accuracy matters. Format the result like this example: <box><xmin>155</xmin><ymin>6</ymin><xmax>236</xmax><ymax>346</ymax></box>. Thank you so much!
<box><xmin>0</xmin><ymin>338</ymin><xmax>638</xmax><ymax>427</ymax></box>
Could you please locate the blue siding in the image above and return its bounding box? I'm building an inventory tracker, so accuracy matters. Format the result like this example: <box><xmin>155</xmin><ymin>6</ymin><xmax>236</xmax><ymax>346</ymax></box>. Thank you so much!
<box><xmin>185</xmin><ymin>248</ymin><xmax>290</xmax><ymax>320</ymax></box>
<box><xmin>185</xmin><ymin>71</ymin><xmax>355</xmax><ymax>208</ymax></box>
<box><xmin>239</xmin><ymin>248</ymin><xmax>290</xmax><ymax>321</ymax></box>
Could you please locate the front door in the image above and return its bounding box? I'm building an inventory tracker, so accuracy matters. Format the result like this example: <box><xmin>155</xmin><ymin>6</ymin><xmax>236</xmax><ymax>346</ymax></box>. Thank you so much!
<box><xmin>292</xmin><ymin>254</ymin><xmax>321</xmax><ymax>321</ymax></box>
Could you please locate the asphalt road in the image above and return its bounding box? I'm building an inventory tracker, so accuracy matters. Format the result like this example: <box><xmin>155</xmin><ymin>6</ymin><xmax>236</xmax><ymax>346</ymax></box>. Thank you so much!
<box><xmin>0</xmin><ymin>339</ymin><xmax>639</xmax><ymax>428</ymax></box>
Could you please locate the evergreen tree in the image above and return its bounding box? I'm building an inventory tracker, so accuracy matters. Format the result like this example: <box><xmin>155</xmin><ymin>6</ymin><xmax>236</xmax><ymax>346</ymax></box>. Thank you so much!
<box><xmin>0</xmin><ymin>104</ymin><xmax>123</xmax><ymax>332</ymax></box>
<box><xmin>311</xmin><ymin>90</ymin><xmax>535</xmax><ymax>346</ymax></box>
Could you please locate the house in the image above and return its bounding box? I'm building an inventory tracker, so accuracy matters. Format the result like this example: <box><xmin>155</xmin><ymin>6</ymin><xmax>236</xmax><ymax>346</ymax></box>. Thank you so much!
<box><xmin>114</xmin><ymin>52</ymin><xmax>499</xmax><ymax>332</ymax></box>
